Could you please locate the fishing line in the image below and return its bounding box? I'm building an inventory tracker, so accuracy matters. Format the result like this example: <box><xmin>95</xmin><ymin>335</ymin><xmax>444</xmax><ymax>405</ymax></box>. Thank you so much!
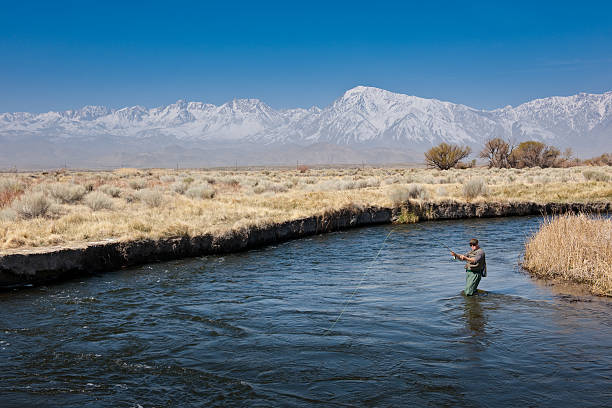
<box><xmin>436</xmin><ymin>240</ymin><xmax>458</xmax><ymax>259</ymax></box>
<box><xmin>323</xmin><ymin>228</ymin><xmax>395</xmax><ymax>335</ymax></box>
<box><xmin>436</xmin><ymin>240</ymin><xmax>453</xmax><ymax>252</ymax></box>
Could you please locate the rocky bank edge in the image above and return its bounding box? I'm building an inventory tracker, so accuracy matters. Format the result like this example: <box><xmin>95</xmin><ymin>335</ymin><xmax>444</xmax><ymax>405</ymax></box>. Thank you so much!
<box><xmin>1</xmin><ymin>200</ymin><xmax>610</xmax><ymax>288</ymax></box>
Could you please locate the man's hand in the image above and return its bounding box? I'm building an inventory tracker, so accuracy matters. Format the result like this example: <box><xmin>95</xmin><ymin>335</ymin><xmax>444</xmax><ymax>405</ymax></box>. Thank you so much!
<box><xmin>451</xmin><ymin>251</ymin><xmax>469</xmax><ymax>261</ymax></box>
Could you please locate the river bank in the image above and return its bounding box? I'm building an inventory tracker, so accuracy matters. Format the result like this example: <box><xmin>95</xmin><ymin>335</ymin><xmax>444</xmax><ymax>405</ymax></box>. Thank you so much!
<box><xmin>1</xmin><ymin>200</ymin><xmax>610</xmax><ymax>288</ymax></box>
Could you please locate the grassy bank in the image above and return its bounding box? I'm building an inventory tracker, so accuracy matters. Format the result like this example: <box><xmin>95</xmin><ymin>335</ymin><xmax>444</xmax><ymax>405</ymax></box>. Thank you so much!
<box><xmin>523</xmin><ymin>214</ymin><xmax>612</xmax><ymax>296</ymax></box>
<box><xmin>0</xmin><ymin>166</ymin><xmax>611</xmax><ymax>251</ymax></box>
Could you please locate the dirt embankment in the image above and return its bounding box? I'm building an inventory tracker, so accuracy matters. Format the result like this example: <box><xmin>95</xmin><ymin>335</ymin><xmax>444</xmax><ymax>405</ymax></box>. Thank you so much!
<box><xmin>1</xmin><ymin>201</ymin><xmax>610</xmax><ymax>288</ymax></box>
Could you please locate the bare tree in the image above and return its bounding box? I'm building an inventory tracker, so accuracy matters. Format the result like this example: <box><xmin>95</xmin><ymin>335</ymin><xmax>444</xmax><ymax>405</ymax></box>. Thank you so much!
<box><xmin>424</xmin><ymin>143</ymin><xmax>472</xmax><ymax>170</ymax></box>
<box><xmin>479</xmin><ymin>138</ymin><xmax>513</xmax><ymax>168</ymax></box>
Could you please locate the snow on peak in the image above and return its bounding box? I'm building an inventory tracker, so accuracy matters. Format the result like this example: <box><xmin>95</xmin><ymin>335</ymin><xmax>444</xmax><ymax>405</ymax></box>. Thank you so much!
<box><xmin>340</xmin><ymin>86</ymin><xmax>406</xmax><ymax>102</ymax></box>
<box><xmin>71</xmin><ymin>105</ymin><xmax>111</xmax><ymax>120</ymax></box>
<box><xmin>0</xmin><ymin>88</ymin><xmax>610</xmax><ymax>152</ymax></box>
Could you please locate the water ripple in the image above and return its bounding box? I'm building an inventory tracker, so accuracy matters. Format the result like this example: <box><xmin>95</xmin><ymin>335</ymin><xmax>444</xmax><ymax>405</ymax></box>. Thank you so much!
<box><xmin>1</xmin><ymin>217</ymin><xmax>611</xmax><ymax>406</ymax></box>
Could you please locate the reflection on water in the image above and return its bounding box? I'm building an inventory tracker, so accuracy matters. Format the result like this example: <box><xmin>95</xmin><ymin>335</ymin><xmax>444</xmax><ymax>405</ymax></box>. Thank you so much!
<box><xmin>0</xmin><ymin>216</ymin><xmax>611</xmax><ymax>407</ymax></box>
<box><xmin>463</xmin><ymin>295</ymin><xmax>486</xmax><ymax>336</ymax></box>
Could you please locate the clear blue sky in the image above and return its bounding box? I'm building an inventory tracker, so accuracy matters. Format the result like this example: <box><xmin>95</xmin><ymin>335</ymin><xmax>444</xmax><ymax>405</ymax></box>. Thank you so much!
<box><xmin>1</xmin><ymin>0</ymin><xmax>611</xmax><ymax>112</ymax></box>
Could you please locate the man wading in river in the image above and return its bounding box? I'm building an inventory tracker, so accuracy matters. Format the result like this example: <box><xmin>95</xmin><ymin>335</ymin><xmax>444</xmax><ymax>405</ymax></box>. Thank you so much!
<box><xmin>451</xmin><ymin>238</ymin><xmax>486</xmax><ymax>296</ymax></box>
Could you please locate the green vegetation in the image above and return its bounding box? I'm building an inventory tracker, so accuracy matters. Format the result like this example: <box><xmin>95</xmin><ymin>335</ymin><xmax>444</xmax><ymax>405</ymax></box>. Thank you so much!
<box><xmin>395</xmin><ymin>208</ymin><xmax>419</xmax><ymax>224</ymax></box>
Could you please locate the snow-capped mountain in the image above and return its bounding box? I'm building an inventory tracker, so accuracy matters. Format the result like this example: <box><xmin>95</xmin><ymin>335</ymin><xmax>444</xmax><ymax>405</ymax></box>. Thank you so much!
<box><xmin>260</xmin><ymin>86</ymin><xmax>501</xmax><ymax>146</ymax></box>
<box><xmin>1</xmin><ymin>87</ymin><xmax>611</xmax><ymax>168</ymax></box>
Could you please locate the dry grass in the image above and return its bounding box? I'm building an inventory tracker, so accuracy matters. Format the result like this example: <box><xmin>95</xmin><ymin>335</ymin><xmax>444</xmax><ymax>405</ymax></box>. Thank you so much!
<box><xmin>0</xmin><ymin>166</ymin><xmax>610</xmax><ymax>251</ymax></box>
<box><xmin>523</xmin><ymin>214</ymin><xmax>612</xmax><ymax>296</ymax></box>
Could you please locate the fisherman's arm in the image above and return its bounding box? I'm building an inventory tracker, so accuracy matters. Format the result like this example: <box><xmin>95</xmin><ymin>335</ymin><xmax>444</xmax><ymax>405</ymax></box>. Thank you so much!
<box><xmin>450</xmin><ymin>251</ymin><xmax>476</xmax><ymax>262</ymax></box>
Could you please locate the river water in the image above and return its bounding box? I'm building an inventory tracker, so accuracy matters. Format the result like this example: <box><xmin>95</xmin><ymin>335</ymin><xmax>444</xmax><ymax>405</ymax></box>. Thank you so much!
<box><xmin>1</xmin><ymin>216</ymin><xmax>611</xmax><ymax>407</ymax></box>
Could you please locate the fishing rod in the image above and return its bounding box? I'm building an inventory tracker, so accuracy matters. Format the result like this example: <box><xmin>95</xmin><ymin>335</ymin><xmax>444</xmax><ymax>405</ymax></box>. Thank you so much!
<box><xmin>436</xmin><ymin>240</ymin><xmax>459</xmax><ymax>260</ymax></box>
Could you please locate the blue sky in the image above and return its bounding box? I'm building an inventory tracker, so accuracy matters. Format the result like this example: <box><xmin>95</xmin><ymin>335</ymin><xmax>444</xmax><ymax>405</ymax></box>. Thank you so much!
<box><xmin>1</xmin><ymin>0</ymin><xmax>611</xmax><ymax>112</ymax></box>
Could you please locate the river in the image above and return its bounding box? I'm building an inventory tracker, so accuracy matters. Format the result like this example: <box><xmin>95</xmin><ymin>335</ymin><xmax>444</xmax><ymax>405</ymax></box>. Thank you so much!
<box><xmin>1</xmin><ymin>216</ymin><xmax>611</xmax><ymax>407</ymax></box>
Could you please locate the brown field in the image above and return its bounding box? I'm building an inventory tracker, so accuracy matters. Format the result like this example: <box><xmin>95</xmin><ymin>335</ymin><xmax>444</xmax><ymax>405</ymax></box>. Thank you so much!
<box><xmin>523</xmin><ymin>214</ymin><xmax>612</xmax><ymax>296</ymax></box>
<box><xmin>0</xmin><ymin>166</ymin><xmax>611</xmax><ymax>252</ymax></box>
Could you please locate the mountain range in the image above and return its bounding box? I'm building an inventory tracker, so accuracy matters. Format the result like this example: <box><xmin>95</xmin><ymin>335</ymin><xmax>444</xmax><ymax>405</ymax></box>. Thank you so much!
<box><xmin>1</xmin><ymin>86</ymin><xmax>611</xmax><ymax>168</ymax></box>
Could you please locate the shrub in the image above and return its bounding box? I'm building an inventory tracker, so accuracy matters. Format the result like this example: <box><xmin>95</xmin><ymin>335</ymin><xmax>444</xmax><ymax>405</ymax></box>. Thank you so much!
<box><xmin>407</xmin><ymin>184</ymin><xmax>429</xmax><ymax>199</ymax></box>
<box><xmin>0</xmin><ymin>208</ymin><xmax>18</xmax><ymax>222</ymax></box>
<box><xmin>421</xmin><ymin>176</ymin><xmax>435</xmax><ymax>184</ymax></box>
<box><xmin>379</xmin><ymin>178</ymin><xmax>391</xmax><ymax>185</ymax></box>
<box><xmin>0</xmin><ymin>178</ymin><xmax>23</xmax><ymax>208</ymax></box>
<box><xmin>388</xmin><ymin>184</ymin><xmax>429</xmax><ymax>204</ymax></box>
<box><xmin>115</xmin><ymin>168</ymin><xmax>140</xmax><ymax>177</ymax></box>
<box><xmin>462</xmin><ymin>178</ymin><xmax>488</xmax><ymax>200</ymax></box>
<box><xmin>84</xmin><ymin>191</ymin><xmax>114</xmax><ymax>211</ymax></box>
<box><xmin>388</xmin><ymin>187</ymin><xmax>410</xmax><ymax>205</ymax></box>
<box><xmin>47</xmin><ymin>183</ymin><xmax>86</xmax><ymax>203</ymax></box>
<box><xmin>128</xmin><ymin>179</ymin><xmax>147</xmax><ymax>190</ymax></box>
<box><xmin>136</xmin><ymin>189</ymin><xmax>163</xmax><ymax>207</ymax></box>
<box><xmin>11</xmin><ymin>192</ymin><xmax>50</xmax><ymax>218</ymax></box>
<box><xmin>354</xmin><ymin>179</ymin><xmax>369</xmax><ymax>189</ymax></box>
<box><xmin>582</xmin><ymin>170</ymin><xmax>610</xmax><ymax>182</ymax></box>
<box><xmin>172</xmin><ymin>182</ymin><xmax>188</xmax><ymax>194</ymax></box>
<box><xmin>365</xmin><ymin>177</ymin><xmax>381</xmax><ymax>187</ymax></box>
<box><xmin>215</xmin><ymin>177</ymin><xmax>241</xmax><ymax>192</ymax></box>
<box><xmin>98</xmin><ymin>185</ymin><xmax>122</xmax><ymax>197</ymax></box>
<box><xmin>436</xmin><ymin>186</ymin><xmax>448</xmax><ymax>197</ymax></box>
<box><xmin>583</xmin><ymin>153</ymin><xmax>612</xmax><ymax>166</ymax></box>
<box><xmin>424</xmin><ymin>143</ymin><xmax>472</xmax><ymax>170</ymax></box>
<box><xmin>395</xmin><ymin>208</ymin><xmax>419</xmax><ymax>224</ymax></box>
<box><xmin>253</xmin><ymin>180</ymin><xmax>289</xmax><ymax>194</ymax></box>
<box><xmin>0</xmin><ymin>178</ymin><xmax>22</xmax><ymax>193</ymax></box>
<box><xmin>185</xmin><ymin>185</ymin><xmax>215</xmax><ymax>199</ymax></box>
<box><xmin>219</xmin><ymin>177</ymin><xmax>240</xmax><ymax>187</ymax></box>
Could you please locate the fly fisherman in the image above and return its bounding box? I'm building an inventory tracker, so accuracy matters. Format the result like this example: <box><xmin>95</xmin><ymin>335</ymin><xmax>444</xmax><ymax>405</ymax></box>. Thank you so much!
<box><xmin>451</xmin><ymin>238</ymin><xmax>486</xmax><ymax>296</ymax></box>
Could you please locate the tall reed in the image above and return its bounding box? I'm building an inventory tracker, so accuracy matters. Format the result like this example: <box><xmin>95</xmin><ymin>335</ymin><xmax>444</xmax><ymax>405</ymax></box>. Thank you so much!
<box><xmin>523</xmin><ymin>213</ymin><xmax>612</xmax><ymax>296</ymax></box>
